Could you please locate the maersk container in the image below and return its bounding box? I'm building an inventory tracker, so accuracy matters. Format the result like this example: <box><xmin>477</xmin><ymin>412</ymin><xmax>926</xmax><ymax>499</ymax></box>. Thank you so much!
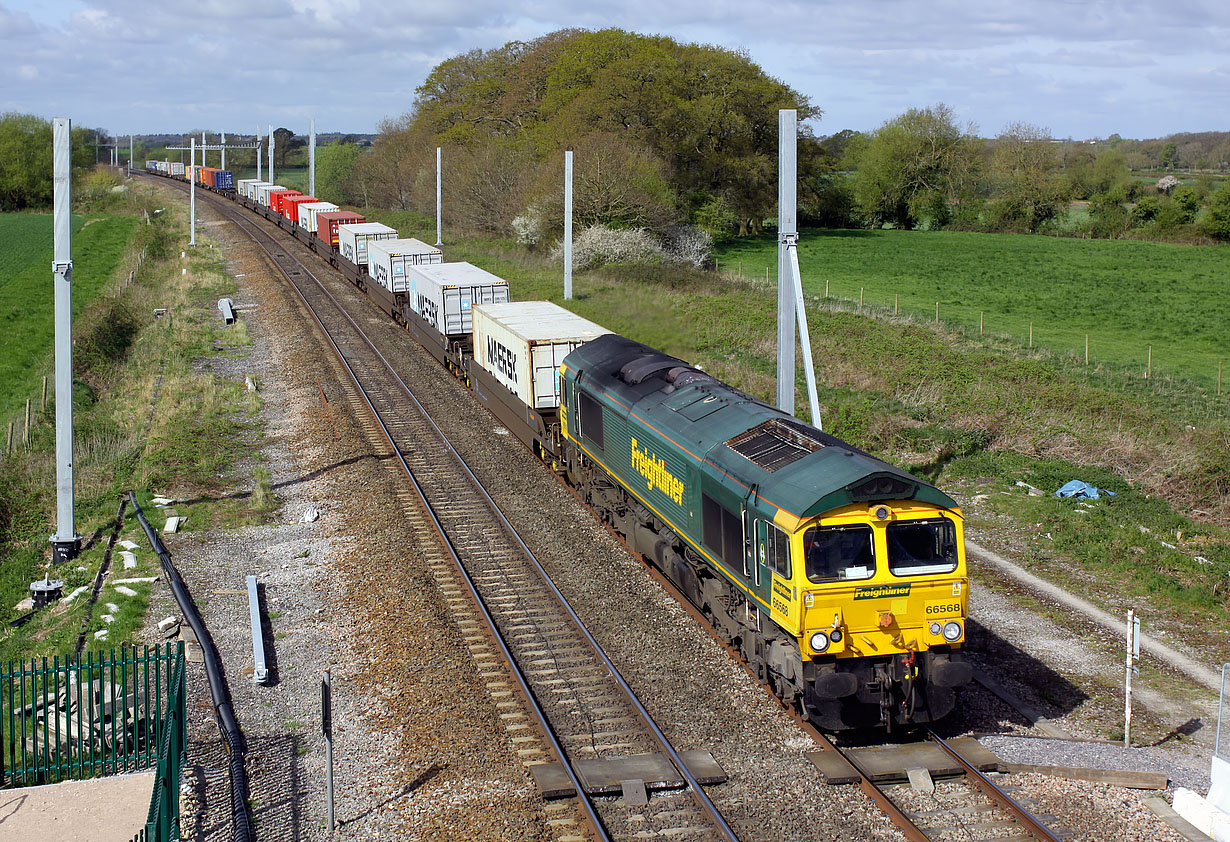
<box><xmin>407</xmin><ymin>262</ymin><xmax>509</xmax><ymax>338</ymax></box>
<box><xmin>243</xmin><ymin>180</ymin><xmax>270</xmax><ymax>200</ymax></box>
<box><xmin>298</xmin><ymin>202</ymin><xmax>340</xmax><ymax>233</ymax></box>
<box><xmin>236</xmin><ymin>178</ymin><xmax>261</xmax><ymax>197</ymax></box>
<box><xmin>338</xmin><ymin>222</ymin><xmax>398</xmax><ymax>267</ymax></box>
<box><xmin>368</xmin><ymin>239</ymin><xmax>443</xmax><ymax>293</ymax></box>
<box><xmin>215</xmin><ymin>171</ymin><xmax>235</xmax><ymax>190</ymax></box>
<box><xmin>169</xmin><ymin>162</ymin><xmax>185</xmax><ymax>177</ymax></box>
<box><xmin>472</xmin><ymin>302</ymin><xmax>610</xmax><ymax>411</ymax></box>
<box><xmin>316</xmin><ymin>211</ymin><xmax>365</xmax><ymax>247</ymax></box>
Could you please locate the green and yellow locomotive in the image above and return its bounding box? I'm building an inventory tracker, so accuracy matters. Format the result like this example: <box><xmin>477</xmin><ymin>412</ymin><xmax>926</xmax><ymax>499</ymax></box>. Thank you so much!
<box><xmin>559</xmin><ymin>334</ymin><xmax>972</xmax><ymax>730</ymax></box>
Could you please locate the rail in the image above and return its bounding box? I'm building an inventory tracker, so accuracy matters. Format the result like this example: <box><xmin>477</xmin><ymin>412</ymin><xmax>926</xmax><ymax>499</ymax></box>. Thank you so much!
<box><xmin>925</xmin><ymin>727</ymin><xmax>1064</xmax><ymax>842</ymax></box>
<box><xmin>205</xmin><ymin>188</ymin><xmax>738</xmax><ymax>841</ymax></box>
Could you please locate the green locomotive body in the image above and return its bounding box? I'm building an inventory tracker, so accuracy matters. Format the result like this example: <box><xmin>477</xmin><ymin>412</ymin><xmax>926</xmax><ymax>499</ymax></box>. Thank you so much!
<box><xmin>560</xmin><ymin>334</ymin><xmax>972</xmax><ymax>730</ymax></box>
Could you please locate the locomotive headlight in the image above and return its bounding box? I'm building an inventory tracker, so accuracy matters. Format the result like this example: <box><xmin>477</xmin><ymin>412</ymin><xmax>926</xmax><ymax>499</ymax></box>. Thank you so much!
<box><xmin>942</xmin><ymin>620</ymin><xmax>963</xmax><ymax>641</ymax></box>
<box><xmin>874</xmin><ymin>505</ymin><xmax>891</xmax><ymax>521</ymax></box>
<box><xmin>829</xmin><ymin>629</ymin><xmax>843</xmax><ymax>643</ymax></box>
<box><xmin>929</xmin><ymin>622</ymin><xmax>942</xmax><ymax>636</ymax></box>
<box><xmin>809</xmin><ymin>631</ymin><xmax>830</xmax><ymax>653</ymax></box>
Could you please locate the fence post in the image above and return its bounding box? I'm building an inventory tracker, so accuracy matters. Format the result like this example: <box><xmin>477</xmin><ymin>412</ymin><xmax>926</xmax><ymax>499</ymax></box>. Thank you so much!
<box><xmin>1029</xmin><ymin>322</ymin><xmax>1034</xmax><ymax>349</ymax></box>
<box><xmin>24</xmin><ymin>399</ymin><xmax>31</xmax><ymax>448</ymax></box>
<box><xmin>41</xmin><ymin>376</ymin><xmax>48</xmax><ymax>412</ymax></box>
<box><xmin>1147</xmin><ymin>345</ymin><xmax>1152</xmax><ymax>379</ymax></box>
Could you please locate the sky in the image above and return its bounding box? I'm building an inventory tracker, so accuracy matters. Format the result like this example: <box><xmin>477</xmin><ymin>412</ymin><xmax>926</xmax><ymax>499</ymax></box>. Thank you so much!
<box><xmin>1</xmin><ymin>0</ymin><xmax>1227</xmax><ymax>140</ymax></box>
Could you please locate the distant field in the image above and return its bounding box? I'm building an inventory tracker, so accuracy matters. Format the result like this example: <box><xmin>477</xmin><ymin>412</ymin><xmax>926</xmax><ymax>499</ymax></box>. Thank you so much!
<box><xmin>715</xmin><ymin>229</ymin><xmax>1230</xmax><ymax>389</ymax></box>
<box><xmin>0</xmin><ymin>213</ymin><xmax>138</xmax><ymax>419</ymax></box>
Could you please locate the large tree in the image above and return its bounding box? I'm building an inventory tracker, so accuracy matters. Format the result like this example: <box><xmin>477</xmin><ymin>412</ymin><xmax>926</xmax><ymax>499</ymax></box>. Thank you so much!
<box><xmin>406</xmin><ymin>29</ymin><xmax>821</xmax><ymax>236</ymax></box>
<box><xmin>988</xmin><ymin>122</ymin><xmax>1069</xmax><ymax>233</ymax></box>
<box><xmin>847</xmin><ymin>104</ymin><xmax>982</xmax><ymax>229</ymax></box>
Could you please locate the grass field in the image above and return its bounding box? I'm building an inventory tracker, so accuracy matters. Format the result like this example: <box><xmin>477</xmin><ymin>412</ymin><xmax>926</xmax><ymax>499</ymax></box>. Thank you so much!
<box><xmin>715</xmin><ymin>228</ymin><xmax>1229</xmax><ymax>390</ymax></box>
<box><xmin>0</xmin><ymin>212</ymin><xmax>139</xmax><ymax>421</ymax></box>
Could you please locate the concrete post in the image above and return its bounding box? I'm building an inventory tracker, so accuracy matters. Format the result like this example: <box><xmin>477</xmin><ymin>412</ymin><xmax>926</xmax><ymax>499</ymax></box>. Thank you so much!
<box><xmin>256</xmin><ymin>126</ymin><xmax>262</xmax><ymax>181</ymax></box>
<box><xmin>268</xmin><ymin>124</ymin><xmax>274</xmax><ymax>185</ymax></box>
<box><xmin>50</xmin><ymin>118</ymin><xmax>80</xmax><ymax>563</ymax></box>
<box><xmin>435</xmin><ymin>147</ymin><xmax>443</xmax><ymax>247</ymax></box>
<box><xmin>776</xmin><ymin>110</ymin><xmax>797</xmax><ymax>414</ymax></box>
<box><xmin>564</xmin><ymin>150</ymin><xmax>573</xmax><ymax>300</ymax></box>
<box><xmin>189</xmin><ymin>138</ymin><xmax>197</xmax><ymax>247</ymax></box>
<box><xmin>309</xmin><ymin>119</ymin><xmax>316</xmax><ymax>197</ymax></box>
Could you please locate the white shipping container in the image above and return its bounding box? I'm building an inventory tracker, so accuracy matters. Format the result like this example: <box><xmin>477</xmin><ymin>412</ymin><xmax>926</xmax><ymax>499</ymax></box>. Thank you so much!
<box><xmin>368</xmin><ymin>238</ymin><xmax>443</xmax><ymax>293</ymax></box>
<box><xmin>169</xmin><ymin>162</ymin><xmax>185</xmax><ymax>176</ymax></box>
<box><xmin>297</xmin><ymin>202</ymin><xmax>340</xmax><ymax>232</ymax></box>
<box><xmin>473</xmin><ymin>302</ymin><xmax>610</xmax><ymax>410</ymax></box>
<box><xmin>255</xmin><ymin>184</ymin><xmax>285</xmax><ymax>206</ymax></box>
<box><xmin>407</xmin><ymin>262</ymin><xmax>509</xmax><ymax>337</ymax></box>
<box><xmin>245</xmin><ymin>181</ymin><xmax>271</xmax><ymax>201</ymax></box>
<box><xmin>338</xmin><ymin>222</ymin><xmax>398</xmax><ymax>266</ymax></box>
<box><xmin>236</xmin><ymin>178</ymin><xmax>260</xmax><ymax>196</ymax></box>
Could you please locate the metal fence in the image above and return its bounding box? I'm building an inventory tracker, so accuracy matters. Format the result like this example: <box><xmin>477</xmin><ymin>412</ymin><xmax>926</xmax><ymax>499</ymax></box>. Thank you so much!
<box><xmin>1</xmin><ymin>643</ymin><xmax>186</xmax><ymax>840</ymax></box>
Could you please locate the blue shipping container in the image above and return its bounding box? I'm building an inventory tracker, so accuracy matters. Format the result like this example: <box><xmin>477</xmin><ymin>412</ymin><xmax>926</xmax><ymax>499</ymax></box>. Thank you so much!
<box><xmin>215</xmin><ymin>171</ymin><xmax>234</xmax><ymax>190</ymax></box>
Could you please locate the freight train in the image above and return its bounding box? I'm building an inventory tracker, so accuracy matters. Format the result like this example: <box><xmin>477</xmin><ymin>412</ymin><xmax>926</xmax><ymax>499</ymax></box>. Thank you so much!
<box><xmin>141</xmin><ymin>161</ymin><xmax>973</xmax><ymax>730</ymax></box>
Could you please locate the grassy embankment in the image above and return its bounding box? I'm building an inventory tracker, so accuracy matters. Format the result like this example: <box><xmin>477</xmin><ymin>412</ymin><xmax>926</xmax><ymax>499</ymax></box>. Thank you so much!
<box><xmin>0</xmin><ymin>177</ymin><xmax>272</xmax><ymax>665</ymax></box>
<box><xmin>363</xmin><ymin>209</ymin><xmax>1230</xmax><ymax>663</ymax></box>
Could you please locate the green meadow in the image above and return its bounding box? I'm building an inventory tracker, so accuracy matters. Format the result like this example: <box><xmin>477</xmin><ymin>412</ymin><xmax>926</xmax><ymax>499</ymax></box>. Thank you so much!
<box><xmin>0</xmin><ymin>213</ymin><xmax>138</xmax><ymax>421</ymax></box>
<box><xmin>716</xmin><ymin>229</ymin><xmax>1229</xmax><ymax>390</ymax></box>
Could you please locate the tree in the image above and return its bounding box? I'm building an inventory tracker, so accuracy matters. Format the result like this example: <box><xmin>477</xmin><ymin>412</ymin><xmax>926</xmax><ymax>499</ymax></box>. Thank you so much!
<box><xmin>987</xmin><ymin>122</ymin><xmax>1069</xmax><ymax>233</ymax></box>
<box><xmin>272</xmin><ymin>127</ymin><xmax>298</xmax><ymax>169</ymax></box>
<box><xmin>0</xmin><ymin>112</ymin><xmax>93</xmax><ymax>210</ymax></box>
<box><xmin>407</xmin><ymin>29</ymin><xmax>819</xmax><ymax>237</ymax></box>
<box><xmin>314</xmin><ymin>141</ymin><xmax>364</xmax><ymax>205</ymax></box>
<box><xmin>1160</xmin><ymin>141</ymin><xmax>1178</xmax><ymax>170</ymax></box>
<box><xmin>1202</xmin><ymin>182</ymin><xmax>1230</xmax><ymax>241</ymax></box>
<box><xmin>847</xmin><ymin>104</ymin><xmax>982</xmax><ymax>229</ymax></box>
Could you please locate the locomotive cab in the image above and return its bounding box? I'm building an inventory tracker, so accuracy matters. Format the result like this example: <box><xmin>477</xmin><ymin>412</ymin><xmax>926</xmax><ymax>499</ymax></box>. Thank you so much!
<box><xmin>786</xmin><ymin>501</ymin><xmax>974</xmax><ymax>730</ymax></box>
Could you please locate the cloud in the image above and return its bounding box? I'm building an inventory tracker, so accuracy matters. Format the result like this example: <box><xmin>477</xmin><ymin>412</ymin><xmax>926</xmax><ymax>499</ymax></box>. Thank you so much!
<box><xmin>0</xmin><ymin>0</ymin><xmax>1226</xmax><ymax>138</ymax></box>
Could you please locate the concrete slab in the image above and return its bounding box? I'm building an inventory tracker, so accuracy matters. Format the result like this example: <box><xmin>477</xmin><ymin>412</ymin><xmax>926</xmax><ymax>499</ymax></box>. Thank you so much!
<box><xmin>0</xmin><ymin>771</ymin><xmax>153</xmax><ymax>842</ymax></box>
<box><xmin>806</xmin><ymin>748</ymin><xmax>863</xmax><ymax>785</ymax></box>
<box><xmin>843</xmin><ymin>737</ymin><xmax>1000</xmax><ymax>783</ymax></box>
<box><xmin>999</xmin><ymin>762</ymin><xmax>1169</xmax><ymax>790</ymax></box>
<box><xmin>530</xmin><ymin>750</ymin><xmax>726</xmax><ymax>798</ymax></box>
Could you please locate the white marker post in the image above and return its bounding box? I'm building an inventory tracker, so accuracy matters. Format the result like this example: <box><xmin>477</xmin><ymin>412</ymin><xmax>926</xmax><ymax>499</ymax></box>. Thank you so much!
<box><xmin>268</xmin><ymin>124</ymin><xmax>274</xmax><ymax>185</ymax></box>
<box><xmin>50</xmin><ymin>118</ymin><xmax>81</xmax><ymax>563</ymax></box>
<box><xmin>1124</xmin><ymin>609</ymin><xmax>1140</xmax><ymax>746</ymax></box>
<box><xmin>564</xmin><ymin>150</ymin><xmax>573</xmax><ymax>300</ymax></box>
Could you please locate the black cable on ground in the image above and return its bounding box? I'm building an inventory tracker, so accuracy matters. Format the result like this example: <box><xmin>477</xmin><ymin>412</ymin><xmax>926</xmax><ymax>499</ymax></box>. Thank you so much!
<box><xmin>128</xmin><ymin>490</ymin><xmax>253</xmax><ymax>842</ymax></box>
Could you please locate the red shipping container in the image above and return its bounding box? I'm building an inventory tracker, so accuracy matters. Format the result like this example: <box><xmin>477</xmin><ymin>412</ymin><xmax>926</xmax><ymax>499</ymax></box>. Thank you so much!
<box><xmin>202</xmin><ymin>168</ymin><xmax>217</xmax><ymax>188</ymax></box>
<box><xmin>315</xmin><ymin>211</ymin><xmax>366</xmax><ymax>247</ymax></box>
<box><xmin>267</xmin><ymin>189</ymin><xmax>301</xmax><ymax>214</ymax></box>
<box><xmin>281</xmin><ymin>195</ymin><xmax>319</xmax><ymax>223</ymax></box>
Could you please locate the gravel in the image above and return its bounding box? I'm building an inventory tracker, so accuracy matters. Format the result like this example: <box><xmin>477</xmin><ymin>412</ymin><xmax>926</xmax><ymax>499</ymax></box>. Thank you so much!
<box><xmin>137</xmin><ymin>180</ymin><xmax>1221</xmax><ymax>841</ymax></box>
<box><xmin>980</xmin><ymin>735</ymin><xmax>1211</xmax><ymax>793</ymax></box>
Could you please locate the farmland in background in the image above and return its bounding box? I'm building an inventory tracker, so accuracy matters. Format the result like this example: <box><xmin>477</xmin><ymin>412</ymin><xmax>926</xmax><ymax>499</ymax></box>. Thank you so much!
<box><xmin>0</xmin><ymin>212</ymin><xmax>139</xmax><ymax>421</ymax></box>
<box><xmin>715</xmin><ymin>228</ymin><xmax>1229</xmax><ymax>391</ymax></box>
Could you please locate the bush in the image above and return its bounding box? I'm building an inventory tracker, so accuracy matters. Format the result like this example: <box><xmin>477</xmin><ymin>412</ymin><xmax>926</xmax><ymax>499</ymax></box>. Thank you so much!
<box><xmin>661</xmin><ymin>225</ymin><xmax>713</xmax><ymax>268</ymax></box>
<box><xmin>511</xmin><ymin>206</ymin><xmax>544</xmax><ymax>248</ymax></box>
<box><xmin>1202</xmin><ymin>183</ymin><xmax>1230</xmax><ymax>241</ymax></box>
<box><xmin>693</xmin><ymin>195</ymin><xmax>738</xmax><ymax>242</ymax></box>
<box><xmin>553</xmin><ymin>224</ymin><xmax>666</xmax><ymax>269</ymax></box>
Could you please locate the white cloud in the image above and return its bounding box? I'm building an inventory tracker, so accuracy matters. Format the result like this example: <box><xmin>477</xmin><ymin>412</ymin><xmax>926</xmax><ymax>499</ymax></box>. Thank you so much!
<box><xmin>0</xmin><ymin>0</ymin><xmax>1226</xmax><ymax>138</ymax></box>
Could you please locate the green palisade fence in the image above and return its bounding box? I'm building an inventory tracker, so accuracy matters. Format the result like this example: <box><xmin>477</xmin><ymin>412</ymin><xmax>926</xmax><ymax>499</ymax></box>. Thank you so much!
<box><xmin>0</xmin><ymin>643</ymin><xmax>186</xmax><ymax>842</ymax></box>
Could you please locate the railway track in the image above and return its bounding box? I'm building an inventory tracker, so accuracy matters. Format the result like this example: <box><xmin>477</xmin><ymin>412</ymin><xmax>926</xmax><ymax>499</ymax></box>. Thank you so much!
<box><xmin>174</xmin><ymin>181</ymin><xmax>740</xmax><ymax>842</ymax></box>
<box><xmin>144</xmin><ymin>173</ymin><xmax>1076</xmax><ymax>842</ymax></box>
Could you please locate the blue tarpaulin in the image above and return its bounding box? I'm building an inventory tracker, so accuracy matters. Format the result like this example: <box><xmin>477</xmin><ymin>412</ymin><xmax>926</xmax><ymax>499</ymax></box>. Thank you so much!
<box><xmin>1055</xmin><ymin>480</ymin><xmax>1117</xmax><ymax>500</ymax></box>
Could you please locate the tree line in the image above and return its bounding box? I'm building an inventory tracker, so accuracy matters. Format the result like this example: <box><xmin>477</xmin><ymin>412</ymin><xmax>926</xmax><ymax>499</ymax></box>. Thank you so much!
<box><xmin>0</xmin><ymin>113</ymin><xmax>110</xmax><ymax>211</ymax></box>
<box><xmin>834</xmin><ymin>106</ymin><xmax>1230</xmax><ymax>241</ymax></box>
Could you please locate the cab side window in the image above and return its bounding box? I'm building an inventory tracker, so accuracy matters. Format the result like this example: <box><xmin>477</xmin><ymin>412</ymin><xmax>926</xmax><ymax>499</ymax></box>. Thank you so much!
<box><xmin>765</xmin><ymin>524</ymin><xmax>790</xmax><ymax>578</ymax></box>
